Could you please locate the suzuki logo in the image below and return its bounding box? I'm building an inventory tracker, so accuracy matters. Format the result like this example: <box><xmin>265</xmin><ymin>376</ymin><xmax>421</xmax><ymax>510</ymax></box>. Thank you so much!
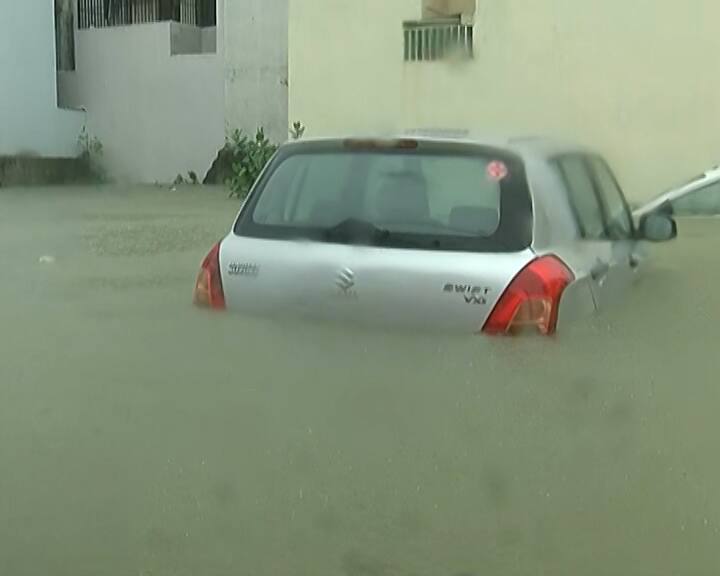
<box><xmin>336</xmin><ymin>268</ymin><xmax>356</xmax><ymax>294</ymax></box>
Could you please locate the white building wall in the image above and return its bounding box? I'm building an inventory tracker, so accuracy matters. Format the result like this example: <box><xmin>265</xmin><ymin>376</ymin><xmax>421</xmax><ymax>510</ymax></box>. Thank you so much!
<box><xmin>0</xmin><ymin>0</ymin><xmax>83</xmax><ymax>157</ymax></box>
<box><xmin>224</xmin><ymin>0</ymin><xmax>289</xmax><ymax>144</ymax></box>
<box><xmin>59</xmin><ymin>21</ymin><xmax>225</xmax><ymax>183</ymax></box>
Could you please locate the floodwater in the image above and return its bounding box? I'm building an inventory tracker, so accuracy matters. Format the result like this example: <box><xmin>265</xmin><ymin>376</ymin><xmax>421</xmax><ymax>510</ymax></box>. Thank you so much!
<box><xmin>1</xmin><ymin>185</ymin><xmax>719</xmax><ymax>576</ymax></box>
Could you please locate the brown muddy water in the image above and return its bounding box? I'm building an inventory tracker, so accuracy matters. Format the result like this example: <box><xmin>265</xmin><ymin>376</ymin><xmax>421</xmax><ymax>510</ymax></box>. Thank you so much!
<box><xmin>1</xmin><ymin>185</ymin><xmax>719</xmax><ymax>576</ymax></box>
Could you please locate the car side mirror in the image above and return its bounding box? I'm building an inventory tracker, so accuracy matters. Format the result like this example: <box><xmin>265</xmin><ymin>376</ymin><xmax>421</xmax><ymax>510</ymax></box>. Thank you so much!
<box><xmin>638</xmin><ymin>212</ymin><xmax>677</xmax><ymax>242</ymax></box>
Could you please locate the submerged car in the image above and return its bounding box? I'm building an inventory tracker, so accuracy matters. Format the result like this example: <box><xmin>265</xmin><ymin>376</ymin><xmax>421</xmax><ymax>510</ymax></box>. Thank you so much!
<box><xmin>635</xmin><ymin>165</ymin><xmax>720</xmax><ymax>218</ymax></box>
<box><xmin>193</xmin><ymin>136</ymin><xmax>676</xmax><ymax>335</ymax></box>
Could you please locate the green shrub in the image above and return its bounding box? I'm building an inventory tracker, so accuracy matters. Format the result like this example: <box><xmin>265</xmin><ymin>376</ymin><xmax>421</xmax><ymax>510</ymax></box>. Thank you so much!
<box><xmin>78</xmin><ymin>126</ymin><xmax>105</xmax><ymax>181</ymax></box>
<box><xmin>226</xmin><ymin>128</ymin><xmax>278</xmax><ymax>199</ymax></box>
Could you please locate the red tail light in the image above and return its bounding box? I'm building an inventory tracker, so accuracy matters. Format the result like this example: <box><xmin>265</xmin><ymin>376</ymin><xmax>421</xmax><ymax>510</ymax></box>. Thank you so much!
<box><xmin>192</xmin><ymin>242</ymin><xmax>226</xmax><ymax>310</ymax></box>
<box><xmin>483</xmin><ymin>255</ymin><xmax>574</xmax><ymax>336</ymax></box>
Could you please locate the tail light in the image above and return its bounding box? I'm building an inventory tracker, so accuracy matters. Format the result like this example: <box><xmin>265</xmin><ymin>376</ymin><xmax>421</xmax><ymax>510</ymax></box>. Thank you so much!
<box><xmin>483</xmin><ymin>255</ymin><xmax>574</xmax><ymax>336</ymax></box>
<box><xmin>192</xmin><ymin>242</ymin><xmax>226</xmax><ymax>310</ymax></box>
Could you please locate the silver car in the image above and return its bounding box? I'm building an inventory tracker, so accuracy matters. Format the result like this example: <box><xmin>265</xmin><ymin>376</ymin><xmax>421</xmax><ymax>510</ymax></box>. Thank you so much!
<box><xmin>635</xmin><ymin>165</ymin><xmax>720</xmax><ymax>218</ymax></box>
<box><xmin>193</xmin><ymin>136</ymin><xmax>677</xmax><ymax>335</ymax></box>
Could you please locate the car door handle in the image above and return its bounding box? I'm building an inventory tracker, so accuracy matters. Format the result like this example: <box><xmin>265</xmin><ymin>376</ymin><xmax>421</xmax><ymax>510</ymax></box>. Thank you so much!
<box><xmin>590</xmin><ymin>261</ymin><xmax>610</xmax><ymax>283</ymax></box>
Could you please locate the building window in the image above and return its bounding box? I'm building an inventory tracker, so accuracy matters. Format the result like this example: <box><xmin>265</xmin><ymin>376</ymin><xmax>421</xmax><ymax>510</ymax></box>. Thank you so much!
<box><xmin>403</xmin><ymin>18</ymin><xmax>474</xmax><ymax>62</ymax></box>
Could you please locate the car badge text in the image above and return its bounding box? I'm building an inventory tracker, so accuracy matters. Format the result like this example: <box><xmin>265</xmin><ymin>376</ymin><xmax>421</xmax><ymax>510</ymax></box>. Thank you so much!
<box><xmin>228</xmin><ymin>262</ymin><xmax>260</xmax><ymax>277</ymax></box>
<box><xmin>444</xmin><ymin>283</ymin><xmax>491</xmax><ymax>305</ymax></box>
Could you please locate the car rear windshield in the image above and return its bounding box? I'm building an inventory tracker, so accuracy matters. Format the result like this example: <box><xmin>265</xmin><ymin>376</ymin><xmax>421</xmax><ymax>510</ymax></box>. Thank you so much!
<box><xmin>234</xmin><ymin>141</ymin><xmax>533</xmax><ymax>252</ymax></box>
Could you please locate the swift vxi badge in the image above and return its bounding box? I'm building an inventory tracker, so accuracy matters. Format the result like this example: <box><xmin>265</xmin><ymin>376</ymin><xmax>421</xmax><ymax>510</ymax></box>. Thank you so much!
<box><xmin>443</xmin><ymin>283</ymin><xmax>492</xmax><ymax>305</ymax></box>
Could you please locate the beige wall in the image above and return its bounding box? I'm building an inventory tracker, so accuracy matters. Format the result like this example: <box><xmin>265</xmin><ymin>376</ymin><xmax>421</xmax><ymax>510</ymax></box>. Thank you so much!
<box><xmin>289</xmin><ymin>0</ymin><xmax>720</xmax><ymax>201</ymax></box>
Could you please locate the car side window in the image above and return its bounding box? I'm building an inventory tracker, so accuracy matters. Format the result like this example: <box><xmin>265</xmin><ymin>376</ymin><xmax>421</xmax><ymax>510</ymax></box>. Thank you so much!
<box><xmin>672</xmin><ymin>181</ymin><xmax>720</xmax><ymax>215</ymax></box>
<box><xmin>557</xmin><ymin>156</ymin><xmax>606</xmax><ymax>239</ymax></box>
<box><xmin>589</xmin><ymin>157</ymin><xmax>633</xmax><ymax>239</ymax></box>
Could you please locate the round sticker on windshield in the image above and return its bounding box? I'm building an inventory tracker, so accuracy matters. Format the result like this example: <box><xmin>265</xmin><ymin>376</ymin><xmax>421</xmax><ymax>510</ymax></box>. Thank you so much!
<box><xmin>487</xmin><ymin>160</ymin><xmax>509</xmax><ymax>182</ymax></box>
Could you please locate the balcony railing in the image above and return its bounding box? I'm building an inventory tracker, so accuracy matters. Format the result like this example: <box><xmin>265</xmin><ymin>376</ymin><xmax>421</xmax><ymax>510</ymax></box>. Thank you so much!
<box><xmin>403</xmin><ymin>19</ymin><xmax>474</xmax><ymax>62</ymax></box>
<box><xmin>78</xmin><ymin>0</ymin><xmax>216</xmax><ymax>29</ymax></box>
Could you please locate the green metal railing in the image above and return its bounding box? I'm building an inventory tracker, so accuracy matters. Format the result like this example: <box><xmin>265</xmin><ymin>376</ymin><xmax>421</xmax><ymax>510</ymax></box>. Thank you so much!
<box><xmin>403</xmin><ymin>19</ymin><xmax>474</xmax><ymax>62</ymax></box>
<box><xmin>77</xmin><ymin>0</ymin><xmax>216</xmax><ymax>29</ymax></box>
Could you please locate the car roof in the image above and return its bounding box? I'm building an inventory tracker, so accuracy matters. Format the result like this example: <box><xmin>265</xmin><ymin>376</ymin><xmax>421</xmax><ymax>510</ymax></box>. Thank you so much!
<box><xmin>282</xmin><ymin>132</ymin><xmax>598</xmax><ymax>162</ymax></box>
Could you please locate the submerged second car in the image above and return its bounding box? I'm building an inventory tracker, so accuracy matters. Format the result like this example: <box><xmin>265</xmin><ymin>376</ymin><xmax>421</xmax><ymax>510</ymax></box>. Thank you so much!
<box><xmin>635</xmin><ymin>164</ymin><xmax>720</xmax><ymax>218</ymax></box>
<box><xmin>194</xmin><ymin>135</ymin><xmax>676</xmax><ymax>335</ymax></box>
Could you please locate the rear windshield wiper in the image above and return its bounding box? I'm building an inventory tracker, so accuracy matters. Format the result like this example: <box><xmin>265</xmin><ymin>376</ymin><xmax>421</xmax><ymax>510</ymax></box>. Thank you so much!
<box><xmin>322</xmin><ymin>218</ymin><xmax>459</xmax><ymax>250</ymax></box>
<box><xmin>323</xmin><ymin>218</ymin><xmax>391</xmax><ymax>245</ymax></box>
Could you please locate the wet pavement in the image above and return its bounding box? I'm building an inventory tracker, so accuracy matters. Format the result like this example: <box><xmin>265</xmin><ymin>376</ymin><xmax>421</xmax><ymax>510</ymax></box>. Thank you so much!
<box><xmin>1</xmin><ymin>185</ymin><xmax>719</xmax><ymax>576</ymax></box>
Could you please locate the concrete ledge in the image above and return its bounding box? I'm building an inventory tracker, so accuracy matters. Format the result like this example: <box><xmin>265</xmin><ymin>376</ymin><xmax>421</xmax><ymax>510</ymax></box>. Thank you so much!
<box><xmin>0</xmin><ymin>156</ymin><xmax>92</xmax><ymax>187</ymax></box>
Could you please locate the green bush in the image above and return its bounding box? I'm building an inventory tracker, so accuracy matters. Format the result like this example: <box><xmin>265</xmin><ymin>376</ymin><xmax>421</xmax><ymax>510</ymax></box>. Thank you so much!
<box><xmin>78</xmin><ymin>126</ymin><xmax>105</xmax><ymax>181</ymax></box>
<box><xmin>226</xmin><ymin>128</ymin><xmax>278</xmax><ymax>199</ymax></box>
